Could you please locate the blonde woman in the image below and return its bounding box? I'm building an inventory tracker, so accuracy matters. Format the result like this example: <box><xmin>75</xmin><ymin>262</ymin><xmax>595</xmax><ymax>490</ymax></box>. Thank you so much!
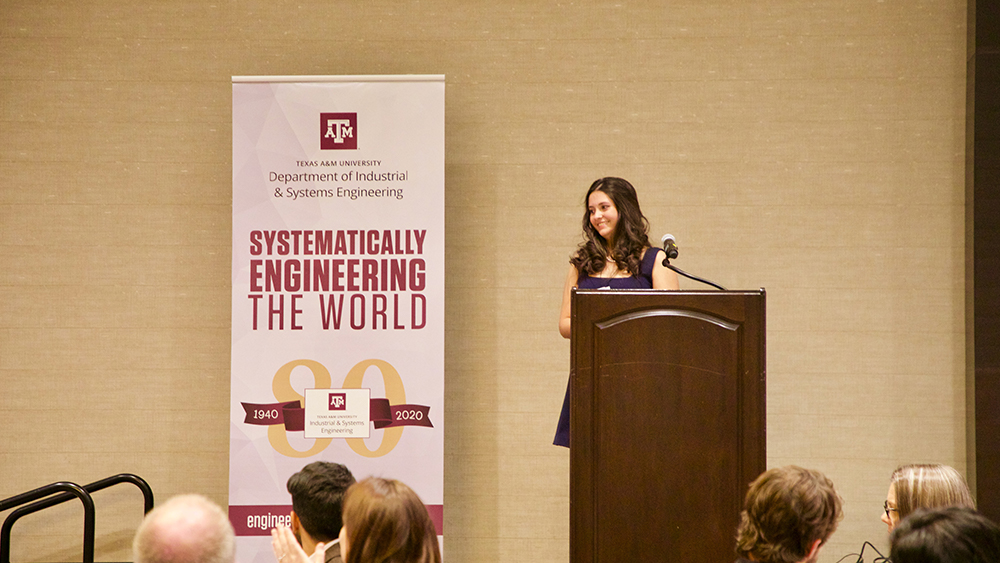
<box><xmin>882</xmin><ymin>464</ymin><xmax>975</xmax><ymax>532</ymax></box>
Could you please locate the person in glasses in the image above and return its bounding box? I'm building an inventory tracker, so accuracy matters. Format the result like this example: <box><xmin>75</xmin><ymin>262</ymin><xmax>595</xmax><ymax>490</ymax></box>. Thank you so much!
<box><xmin>881</xmin><ymin>464</ymin><xmax>975</xmax><ymax>532</ymax></box>
<box><xmin>734</xmin><ymin>465</ymin><xmax>843</xmax><ymax>563</ymax></box>
<box><xmin>890</xmin><ymin>506</ymin><xmax>1000</xmax><ymax>563</ymax></box>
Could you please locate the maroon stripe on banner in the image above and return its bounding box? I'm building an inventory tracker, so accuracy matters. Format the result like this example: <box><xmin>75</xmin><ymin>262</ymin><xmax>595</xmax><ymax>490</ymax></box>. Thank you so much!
<box><xmin>229</xmin><ymin>505</ymin><xmax>293</xmax><ymax>536</ymax></box>
<box><xmin>426</xmin><ymin>504</ymin><xmax>443</xmax><ymax>535</ymax></box>
<box><xmin>230</xmin><ymin>504</ymin><xmax>442</xmax><ymax>537</ymax></box>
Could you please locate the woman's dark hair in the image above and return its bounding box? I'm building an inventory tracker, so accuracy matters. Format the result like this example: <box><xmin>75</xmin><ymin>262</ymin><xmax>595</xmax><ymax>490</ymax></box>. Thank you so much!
<box><xmin>570</xmin><ymin>177</ymin><xmax>652</xmax><ymax>277</ymax></box>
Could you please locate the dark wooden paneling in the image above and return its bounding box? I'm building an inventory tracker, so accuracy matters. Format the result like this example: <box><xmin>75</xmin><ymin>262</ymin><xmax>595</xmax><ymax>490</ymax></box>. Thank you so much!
<box><xmin>974</xmin><ymin>2</ymin><xmax>1000</xmax><ymax>521</ymax></box>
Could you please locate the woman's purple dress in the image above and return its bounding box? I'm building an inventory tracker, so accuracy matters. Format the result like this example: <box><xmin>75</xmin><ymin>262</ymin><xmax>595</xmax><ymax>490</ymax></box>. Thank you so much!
<box><xmin>553</xmin><ymin>248</ymin><xmax>660</xmax><ymax>447</ymax></box>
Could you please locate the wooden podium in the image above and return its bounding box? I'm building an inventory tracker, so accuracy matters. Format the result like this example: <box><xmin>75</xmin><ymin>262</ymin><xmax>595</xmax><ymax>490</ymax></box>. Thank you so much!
<box><xmin>569</xmin><ymin>289</ymin><xmax>766</xmax><ymax>563</ymax></box>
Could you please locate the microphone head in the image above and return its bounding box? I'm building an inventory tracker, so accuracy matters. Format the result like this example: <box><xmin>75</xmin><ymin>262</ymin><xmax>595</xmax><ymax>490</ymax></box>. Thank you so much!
<box><xmin>661</xmin><ymin>233</ymin><xmax>679</xmax><ymax>260</ymax></box>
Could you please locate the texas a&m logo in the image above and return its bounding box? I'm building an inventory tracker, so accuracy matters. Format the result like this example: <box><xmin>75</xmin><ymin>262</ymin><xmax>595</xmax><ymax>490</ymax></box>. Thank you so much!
<box><xmin>329</xmin><ymin>392</ymin><xmax>347</xmax><ymax>410</ymax></box>
<box><xmin>320</xmin><ymin>113</ymin><xmax>357</xmax><ymax>150</ymax></box>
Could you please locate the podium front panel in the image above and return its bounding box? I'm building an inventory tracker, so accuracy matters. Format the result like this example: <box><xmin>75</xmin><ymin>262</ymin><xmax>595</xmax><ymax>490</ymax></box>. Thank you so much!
<box><xmin>570</xmin><ymin>290</ymin><xmax>765</xmax><ymax>563</ymax></box>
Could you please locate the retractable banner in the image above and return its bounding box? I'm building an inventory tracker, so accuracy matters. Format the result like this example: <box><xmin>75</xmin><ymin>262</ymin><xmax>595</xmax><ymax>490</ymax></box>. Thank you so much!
<box><xmin>230</xmin><ymin>76</ymin><xmax>444</xmax><ymax>563</ymax></box>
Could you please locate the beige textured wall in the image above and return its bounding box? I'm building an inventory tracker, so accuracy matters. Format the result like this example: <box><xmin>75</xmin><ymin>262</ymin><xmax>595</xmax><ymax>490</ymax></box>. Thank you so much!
<box><xmin>0</xmin><ymin>2</ymin><xmax>967</xmax><ymax>562</ymax></box>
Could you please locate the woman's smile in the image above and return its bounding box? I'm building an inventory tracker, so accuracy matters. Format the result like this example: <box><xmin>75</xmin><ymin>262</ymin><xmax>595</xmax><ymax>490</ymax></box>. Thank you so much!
<box><xmin>588</xmin><ymin>190</ymin><xmax>619</xmax><ymax>240</ymax></box>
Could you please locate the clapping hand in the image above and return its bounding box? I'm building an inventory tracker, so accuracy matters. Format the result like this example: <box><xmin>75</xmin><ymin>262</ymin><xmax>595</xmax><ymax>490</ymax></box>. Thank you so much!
<box><xmin>271</xmin><ymin>524</ymin><xmax>328</xmax><ymax>563</ymax></box>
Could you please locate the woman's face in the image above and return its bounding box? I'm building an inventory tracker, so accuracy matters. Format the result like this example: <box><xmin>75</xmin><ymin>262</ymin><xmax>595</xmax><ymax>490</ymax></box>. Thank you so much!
<box><xmin>588</xmin><ymin>190</ymin><xmax>619</xmax><ymax>242</ymax></box>
<box><xmin>882</xmin><ymin>482</ymin><xmax>900</xmax><ymax>531</ymax></box>
<box><xmin>338</xmin><ymin>522</ymin><xmax>350</xmax><ymax>561</ymax></box>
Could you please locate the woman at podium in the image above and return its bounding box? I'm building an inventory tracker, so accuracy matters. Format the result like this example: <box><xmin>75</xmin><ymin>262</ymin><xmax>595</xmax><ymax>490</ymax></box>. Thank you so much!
<box><xmin>554</xmin><ymin>177</ymin><xmax>679</xmax><ymax>447</ymax></box>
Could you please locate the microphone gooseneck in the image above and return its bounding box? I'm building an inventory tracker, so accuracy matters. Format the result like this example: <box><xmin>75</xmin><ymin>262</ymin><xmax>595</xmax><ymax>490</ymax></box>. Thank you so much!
<box><xmin>659</xmin><ymin>233</ymin><xmax>728</xmax><ymax>290</ymax></box>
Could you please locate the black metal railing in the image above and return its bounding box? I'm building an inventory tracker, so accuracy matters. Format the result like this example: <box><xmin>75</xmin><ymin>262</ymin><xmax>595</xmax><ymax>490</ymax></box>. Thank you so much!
<box><xmin>0</xmin><ymin>473</ymin><xmax>154</xmax><ymax>563</ymax></box>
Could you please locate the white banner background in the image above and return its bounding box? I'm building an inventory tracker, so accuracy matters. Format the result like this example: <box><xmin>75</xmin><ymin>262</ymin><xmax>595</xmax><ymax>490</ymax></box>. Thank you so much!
<box><xmin>230</xmin><ymin>76</ymin><xmax>444</xmax><ymax>563</ymax></box>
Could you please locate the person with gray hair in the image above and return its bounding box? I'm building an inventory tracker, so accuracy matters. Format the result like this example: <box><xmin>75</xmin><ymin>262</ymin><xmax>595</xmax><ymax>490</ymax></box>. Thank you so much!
<box><xmin>133</xmin><ymin>494</ymin><xmax>235</xmax><ymax>563</ymax></box>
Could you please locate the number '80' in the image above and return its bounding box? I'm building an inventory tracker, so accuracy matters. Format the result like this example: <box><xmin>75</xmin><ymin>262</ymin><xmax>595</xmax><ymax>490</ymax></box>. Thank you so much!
<box><xmin>267</xmin><ymin>358</ymin><xmax>406</xmax><ymax>458</ymax></box>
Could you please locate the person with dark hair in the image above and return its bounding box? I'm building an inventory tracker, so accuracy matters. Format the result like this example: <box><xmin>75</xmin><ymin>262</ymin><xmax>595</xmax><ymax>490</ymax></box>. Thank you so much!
<box><xmin>272</xmin><ymin>477</ymin><xmax>440</xmax><ymax>563</ymax></box>
<box><xmin>890</xmin><ymin>506</ymin><xmax>1000</xmax><ymax>563</ymax></box>
<box><xmin>881</xmin><ymin>463</ymin><xmax>975</xmax><ymax>532</ymax></box>
<box><xmin>287</xmin><ymin>462</ymin><xmax>356</xmax><ymax>563</ymax></box>
<box><xmin>554</xmin><ymin>177</ymin><xmax>680</xmax><ymax>447</ymax></box>
<box><xmin>734</xmin><ymin>466</ymin><xmax>843</xmax><ymax>563</ymax></box>
<box><xmin>133</xmin><ymin>494</ymin><xmax>235</xmax><ymax>563</ymax></box>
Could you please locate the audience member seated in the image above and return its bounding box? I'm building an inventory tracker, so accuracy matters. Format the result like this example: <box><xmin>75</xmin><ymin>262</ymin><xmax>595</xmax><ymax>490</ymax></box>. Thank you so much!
<box><xmin>287</xmin><ymin>461</ymin><xmax>356</xmax><ymax>563</ymax></box>
<box><xmin>734</xmin><ymin>465</ymin><xmax>843</xmax><ymax>563</ymax></box>
<box><xmin>882</xmin><ymin>464</ymin><xmax>975</xmax><ymax>532</ymax></box>
<box><xmin>273</xmin><ymin>477</ymin><xmax>440</xmax><ymax>563</ymax></box>
<box><xmin>890</xmin><ymin>506</ymin><xmax>1000</xmax><ymax>563</ymax></box>
<box><xmin>133</xmin><ymin>494</ymin><xmax>235</xmax><ymax>563</ymax></box>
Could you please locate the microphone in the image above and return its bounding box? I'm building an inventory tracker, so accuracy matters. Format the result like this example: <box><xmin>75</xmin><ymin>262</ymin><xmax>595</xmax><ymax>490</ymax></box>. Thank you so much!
<box><xmin>661</xmin><ymin>233</ymin><xmax>679</xmax><ymax>260</ymax></box>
